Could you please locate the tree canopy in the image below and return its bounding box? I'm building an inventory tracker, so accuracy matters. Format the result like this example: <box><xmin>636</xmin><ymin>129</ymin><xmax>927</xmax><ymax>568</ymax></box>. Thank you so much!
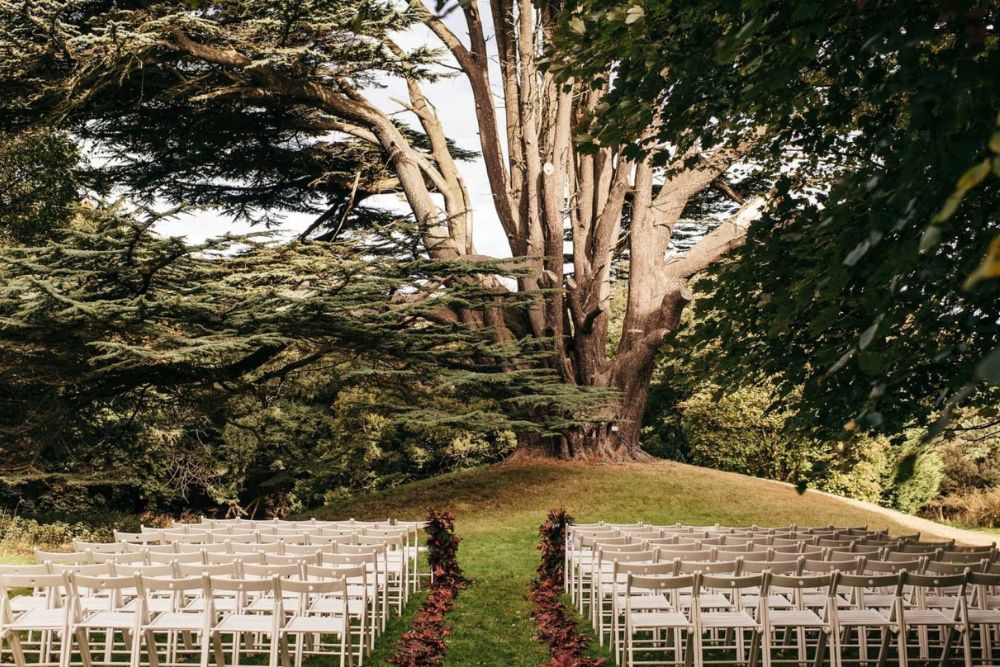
<box><xmin>551</xmin><ymin>0</ymin><xmax>1000</xmax><ymax>439</ymax></box>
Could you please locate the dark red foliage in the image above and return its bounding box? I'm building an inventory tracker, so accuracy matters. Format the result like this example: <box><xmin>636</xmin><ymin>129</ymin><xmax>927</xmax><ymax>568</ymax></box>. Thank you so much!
<box><xmin>425</xmin><ymin>509</ymin><xmax>469</xmax><ymax>590</ymax></box>
<box><xmin>387</xmin><ymin>509</ymin><xmax>468</xmax><ymax>666</ymax></box>
<box><xmin>531</xmin><ymin>509</ymin><xmax>605</xmax><ymax>667</ymax></box>
<box><xmin>536</xmin><ymin>508</ymin><xmax>573</xmax><ymax>587</ymax></box>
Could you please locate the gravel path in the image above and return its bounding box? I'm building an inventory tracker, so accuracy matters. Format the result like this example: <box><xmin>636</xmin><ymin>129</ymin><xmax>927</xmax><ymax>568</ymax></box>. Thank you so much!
<box><xmin>802</xmin><ymin>487</ymin><xmax>996</xmax><ymax>546</ymax></box>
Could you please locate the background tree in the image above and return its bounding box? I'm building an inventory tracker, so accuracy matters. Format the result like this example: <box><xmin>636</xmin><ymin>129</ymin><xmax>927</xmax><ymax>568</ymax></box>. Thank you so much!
<box><xmin>550</xmin><ymin>0</ymin><xmax>999</xmax><ymax>442</ymax></box>
<box><xmin>0</xmin><ymin>0</ymin><xmax>774</xmax><ymax>460</ymax></box>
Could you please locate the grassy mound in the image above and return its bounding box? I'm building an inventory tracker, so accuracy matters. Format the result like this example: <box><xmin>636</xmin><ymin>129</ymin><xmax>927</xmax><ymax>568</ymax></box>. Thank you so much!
<box><xmin>307</xmin><ymin>459</ymin><xmax>933</xmax><ymax>666</ymax></box>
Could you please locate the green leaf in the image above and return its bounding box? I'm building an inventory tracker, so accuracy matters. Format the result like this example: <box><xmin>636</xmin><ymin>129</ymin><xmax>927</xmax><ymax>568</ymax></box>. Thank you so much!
<box><xmin>975</xmin><ymin>347</ymin><xmax>1000</xmax><ymax>385</ymax></box>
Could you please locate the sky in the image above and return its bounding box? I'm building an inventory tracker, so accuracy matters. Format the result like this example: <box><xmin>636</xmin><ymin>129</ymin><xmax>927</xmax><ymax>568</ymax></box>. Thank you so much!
<box><xmin>153</xmin><ymin>7</ymin><xmax>513</xmax><ymax>257</ymax></box>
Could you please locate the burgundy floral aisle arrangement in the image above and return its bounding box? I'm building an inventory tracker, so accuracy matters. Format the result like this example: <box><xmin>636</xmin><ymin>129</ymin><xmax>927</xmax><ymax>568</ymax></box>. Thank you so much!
<box><xmin>530</xmin><ymin>509</ymin><xmax>605</xmax><ymax>667</ymax></box>
<box><xmin>388</xmin><ymin>509</ymin><xmax>468</xmax><ymax>666</ymax></box>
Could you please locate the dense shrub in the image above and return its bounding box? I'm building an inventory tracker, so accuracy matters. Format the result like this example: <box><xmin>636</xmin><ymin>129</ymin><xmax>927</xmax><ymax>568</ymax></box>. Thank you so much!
<box><xmin>883</xmin><ymin>444</ymin><xmax>944</xmax><ymax>514</ymax></box>
<box><xmin>924</xmin><ymin>487</ymin><xmax>1000</xmax><ymax>528</ymax></box>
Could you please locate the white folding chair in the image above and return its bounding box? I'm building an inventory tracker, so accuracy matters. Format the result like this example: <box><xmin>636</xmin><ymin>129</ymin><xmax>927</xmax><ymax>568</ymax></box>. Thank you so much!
<box><xmin>0</xmin><ymin>572</ymin><xmax>76</xmax><ymax>667</ymax></box>
<box><xmin>135</xmin><ymin>575</ymin><xmax>214</xmax><ymax>667</ymax></box>
<box><xmin>209</xmin><ymin>576</ymin><xmax>287</xmax><ymax>667</ymax></box>
<box><xmin>624</xmin><ymin>573</ymin><xmax>698</xmax><ymax>667</ymax></box>
<box><xmin>281</xmin><ymin>576</ymin><xmax>352</xmax><ymax>667</ymax></box>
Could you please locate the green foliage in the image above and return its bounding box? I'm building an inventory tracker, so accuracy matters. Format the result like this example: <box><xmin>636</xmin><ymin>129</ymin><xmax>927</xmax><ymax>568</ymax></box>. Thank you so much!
<box><xmin>552</xmin><ymin>0</ymin><xmax>1000</xmax><ymax>439</ymax></box>
<box><xmin>0</xmin><ymin>205</ymin><xmax>603</xmax><ymax>513</ymax></box>
<box><xmin>884</xmin><ymin>444</ymin><xmax>944</xmax><ymax>515</ymax></box>
<box><xmin>0</xmin><ymin>129</ymin><xmax>78</xmax><ymax>244</ymax></box>
<box><xmin>0</xmin><ymin>509</ymin><xmax>161</xmax><ymax>553</ymax></box>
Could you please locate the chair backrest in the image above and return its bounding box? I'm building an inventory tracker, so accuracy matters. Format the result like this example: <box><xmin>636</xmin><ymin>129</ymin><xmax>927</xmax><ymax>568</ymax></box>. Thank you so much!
<box><xmin>176</xmin><ymin>562</ymin><xmax>241</xmax><ymax>578</ymax></box>
<box><xmin>937</xmin><ymin>551</ymin><xmax>991</xmax><ymax>565</ymax></box>
<box><xmin>73</xmin><ymin>541</ymin><xmax>126</xmax><ymax>554</ymax></box>
<box><xmin>803</xmin><ymin>557</ymin><xmax>862</xmax><ymax>574</ymax></box>
<box><xmin>925</xmin><ymin>560</ymin><xmax>977</xmax><ymax>575</ymax></box>
<box><xmin>592</xmin><ymin>542</ymin><xmax>648</xmax><ymax>555</ymax></box>
<box><xmin>284</xmin><ymin>544</ymin><xmax>330</xmax><ymax>556</ymax></box>
<box><xmin>0</xmin><ymin>563</ymin><xmax>51</xmax><ymax>575</ymax></box>
<box><xmin>264</xmin><ymin>553</ymin><xmax>321</xmax><ymax>566</ymax></box>
<box><xmin>865</xmin><ymin>558</ymin><xmax>923</xmax><ymax>574</ymax></box>
<box><xmin>769</xmin><ymin>572</ymin><xmax>837</xmax><ymax>601</ymax></box>
<box><xmin>71</xmin><ymin>573</ymin><xmax>135</xmax><ymax>610</ymax></box>
<box><xmin>597</xmin><ymin>550</ymin><xmax>657</xmax><ymax>566</ymax></box>
<box><xmin>627</xmin><ymin>573</ymin><xmax>699</xmax><ymax>594</ymax></box>
<box><xmin>242</xmin><ymin>563</ymin><xmax>302</xmax><ymax>579</ymax></box>
<box><xmin>93</xmin><ymin>550</ymin><xmax>148</xmax><ymax>565</ymax></box>
<box><xmin>903</xmin><ymin>570</ymin><xmax>969</xmax><ymax>607</ymax></box>
<box><xmin>281</xmin><ymin>576</ymin><xmax>348</xmax><ymax>614</ymax></box>
<box><xmin>149</xmin><ymin>551</ymin><xmax>204</xmax><ymax>565</ymax></box>
<box><xmin>49</xmin><ymin>562</ymin><xmax>114</xmax><ymax>576</ymax></box>
<box><xmin>837</xmin><ymin>571</ymin><xmax>905</xmax><ymax>596</ymax></box>
<box><xmin>657</xmin><ymin>548</ymin><xmax>716</xmax><ymax>562</ymax></box>
<box><xmin>677</xmin><ymin>559</ymin><xmax>741</xmax><ymax>575</ymax></box>
<box><xmin>304</xmin><ymin>563</ymin><xmax>368</xmax><ymax>583</ymax></box>
<box><xmin>35</xmin><ymin>549</ymin><xmax>94</xmax><ymax>565</ymax></box>
<box><xmin>741</xmin><ymin>558</ymin><xmax>801</xmax><ymax>575</ymax></box>
<box><xmin>112</xmin><ymin>562</ymin><xmax>173</xmax><ymax>578</ymax></box>
<box><xmin>613</xmin><ymin>561</ymin><xmax>677</xmax><ymax>578</ymax></box>
<box><xmin>137</xmin><ymin>575</ymin><xmax>212</xmax><ymax>612</ymax></box>
<box><xmin>701</xmin><ymin>572</ymin><xmax>768</xmax><ymax>598</ymax></box>
<box><xmin>114</xmin><ymin>531</ymin><xmax>159</xmax><ymax>544</ymax></box>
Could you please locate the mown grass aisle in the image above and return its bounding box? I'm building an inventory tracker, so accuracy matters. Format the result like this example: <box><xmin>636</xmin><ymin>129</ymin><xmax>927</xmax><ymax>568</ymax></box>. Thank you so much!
<box><xmin>308</xmin><ymin>459</ymin><xmax>949</xmax><ymax>666</ymax></box>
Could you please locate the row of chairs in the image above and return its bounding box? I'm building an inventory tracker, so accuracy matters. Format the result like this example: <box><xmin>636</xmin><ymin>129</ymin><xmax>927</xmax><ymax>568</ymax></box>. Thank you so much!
<box><xmin>117</xmin><ymin>517</ymin><xmax>426</xmax><ymax>594</ymax></box>
<box><xmin>567</xmin><ymin>522</ymin><xmax>999</xmax><ymax>666</ymax></box>
<box><xmin>0</xmin><ymin>567</ymin><xmax>355</xmax><ymax>667</ymax></box>
<box><xmin>1</xmin><ymin>516</ymin><xmax>426</xmax><ymax>666</ymax></box>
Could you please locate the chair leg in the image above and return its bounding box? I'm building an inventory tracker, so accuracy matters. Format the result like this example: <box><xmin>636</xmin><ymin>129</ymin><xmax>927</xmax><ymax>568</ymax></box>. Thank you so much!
<box><xmin>75</xmin><ymin>628</ymin><xmax>94</xmax><ymax>667</ymax></box>
<box><xmin>814</xmin><ymin>629</ymin><xmax>828</xmax><ymax>667</ymax></box>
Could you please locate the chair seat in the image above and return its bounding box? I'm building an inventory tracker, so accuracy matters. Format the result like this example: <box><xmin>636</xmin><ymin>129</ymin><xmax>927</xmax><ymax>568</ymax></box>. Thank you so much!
<box><xmin>617</xmin><ymin>594</ymin><xmax>670</xmax><ymax>610</ymax></box>
<box><xmin>741</xmin><ymin>594</ymin><xmax>793</xmax><ymax>609</ymax></box>
<box><xmin>8</xmin><ymin>609</ymin><xmax>68</xmax><ymax>630</ymax></box>
<box><xmin>679</xmin><ymin>593</ymin><xmax>732</xmax><ymax>609</ymax></box>
<box><xmin>123</xmin><ymin>597</ymin><xmax>172</xmax><ymax>613</ymax></box>
<box><xmin>863</xmin><ymin>594</ymin><xmax>903</xmax><ymax>608</ymax></box>
<box><xmin>284</xmin><ymin>616</ymin><xmax>347</xmax><ymax>634</ymax></box>
<box><xmin>309</xmin><ymin>598</ymin><xmax>366</xmax><ymax>614</ymax></box>
<box><xmin>700</xmin><ymin>611</ymin><xmax>761</xmax><ymax>630</ymax></box>
<box><xmin>628</xmin><ymin>611</ymin><xmax>693</xmax><ymax>629</ymax></box>
<box><xmin>10</xmin><ymin>595</ymin><xmax>47</xmax><ymax>613</ymax></box>
<box><xmin>248</xmin><ymin>596</ymin><xmax>300</xmax><ymax>612</ymax></box>
<box><xmin>902</xmin><ymin>609</ymin><xmax>962</xmax><ymax>626</ymax></box>
<box><xmin>837</xmin><ymin>609</ymin><xmax>894</xmax><ymax>626</ymax></box>
<box><xmin>803</xmin><ymin>594</ymin><xmax>851</xmax><ymax>608</ymax></box>
<box><xmin>214</xmin><ymin>614</ymin><xmax>278</xmax><ymax>633</ymax></box>
<box><xmin>186</xmin><ymin>597</ymin><xmax>238</xmax><ymax>612</ymax></box>
<box><xmin>768</xmin><ymin>609</ymin><xmax>827</xmax><ymax>627</ymax></box>
<box><xmin>147</xmin><ymin>612</ymin><xmax>209</xmax><ymax>631</ymax></box>
<box><xmin>78</xmin><ymin>611</ymin><xmax>138</xmax><ymax>629</ymax></box>
<box><xmin>967</xmin><ymin>609</ymin><xmax>1000</xmax><ymax>624</ymax></box>
<box><xmin>79</xmin><ymin>596</ymin><xmax>117</xmax><ymax>612</ymax></box>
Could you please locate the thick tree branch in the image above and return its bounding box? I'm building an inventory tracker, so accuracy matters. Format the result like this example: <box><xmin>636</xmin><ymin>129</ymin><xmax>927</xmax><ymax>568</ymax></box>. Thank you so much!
<box><xmin>663</xmin><ymin>196</ymin><xmax>767</xmax><ymax>279</ymax></box>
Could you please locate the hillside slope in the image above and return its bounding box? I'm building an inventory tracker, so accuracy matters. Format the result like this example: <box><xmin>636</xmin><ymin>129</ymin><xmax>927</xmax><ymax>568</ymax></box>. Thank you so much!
<box><xmin>310</xmin><ymin>459</ymin><xmax>990</xmax><ymax>666</ymax></box>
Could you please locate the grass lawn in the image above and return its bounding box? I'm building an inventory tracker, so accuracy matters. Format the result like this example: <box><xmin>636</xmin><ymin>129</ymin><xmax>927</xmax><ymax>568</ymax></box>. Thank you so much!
<box><xmin>306</xmin><ymin>459</ymin><xmax>940</xmax><ymax>666</ymax></box>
